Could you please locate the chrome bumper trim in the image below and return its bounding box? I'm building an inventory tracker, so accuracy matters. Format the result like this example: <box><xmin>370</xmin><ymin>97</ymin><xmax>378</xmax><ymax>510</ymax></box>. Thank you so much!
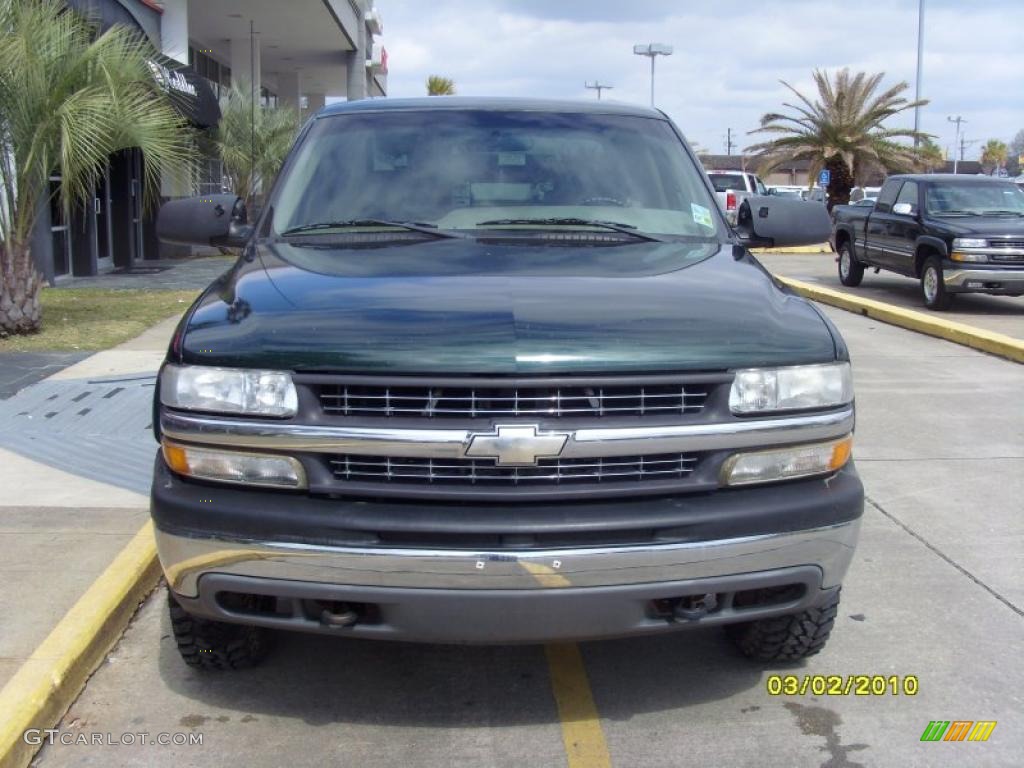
<box><xmin>159</xmin><ymin>407</ymin><xmax>855</xmax><ymax>460</ymax></box>
<box><xmin>157</xmin><ymin>519</ymin><xmax>860</xmax><ymax>597</ymax></box>
<box><xmin>944</xmin><ymin>268</ymin><xmax>1024</xmax><ymax>288</ymax></box>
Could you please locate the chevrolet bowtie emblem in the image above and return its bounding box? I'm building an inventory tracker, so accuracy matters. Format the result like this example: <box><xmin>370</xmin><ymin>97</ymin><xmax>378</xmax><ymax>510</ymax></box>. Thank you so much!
<box><xmin>464</xmin><ymin>425</ymin><xmax>570</xmax><ymax>466</ymax></box>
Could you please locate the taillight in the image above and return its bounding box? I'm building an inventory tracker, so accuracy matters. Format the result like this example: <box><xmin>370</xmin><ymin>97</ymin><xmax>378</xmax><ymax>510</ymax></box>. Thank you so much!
<box><xmin>726</xmin><ymin>191</ymin><xmax>737</xmax><ymax>211</ymax></box>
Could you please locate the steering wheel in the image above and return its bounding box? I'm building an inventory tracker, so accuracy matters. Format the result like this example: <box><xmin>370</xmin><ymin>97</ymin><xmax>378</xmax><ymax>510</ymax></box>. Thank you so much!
<box><xmin>580</xmin><ymin>196</ymin><xmax>628</xmax><ymax>207</ymax></box>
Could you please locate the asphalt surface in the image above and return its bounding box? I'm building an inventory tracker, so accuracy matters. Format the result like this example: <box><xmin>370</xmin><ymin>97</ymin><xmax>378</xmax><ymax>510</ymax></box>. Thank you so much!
<box><xmin>32</xmin><ymin>305</ymin><xmax>1024</xmax><ymax>768</ymax></box>
<box><xmin>757</xmin><ymin>252</ymin><xmax>1024</xmax><ymax>339</ymax></box>
<box><xmin>0</xmin><ymin>352</ymin><xmax>90</xmax><ymax>399</ymax></box>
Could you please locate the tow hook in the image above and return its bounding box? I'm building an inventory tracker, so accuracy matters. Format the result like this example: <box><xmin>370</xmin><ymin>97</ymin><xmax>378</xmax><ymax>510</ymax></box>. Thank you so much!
<box><xmin>319</xmin><ymin>602</ymin><xmax>358</xmax><ymax>628</ymax></box>
<box><xmin>673</xmin><ymin>593</ymin><xmax>718</xmax><ymax>621</ymax></box>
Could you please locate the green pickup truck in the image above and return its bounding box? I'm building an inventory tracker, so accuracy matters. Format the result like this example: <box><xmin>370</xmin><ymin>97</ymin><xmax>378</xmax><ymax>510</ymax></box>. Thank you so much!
<box><xmin>153</xmin><ymin>97</ymin><xmax>861</xmax><ymax>669</ymax></box>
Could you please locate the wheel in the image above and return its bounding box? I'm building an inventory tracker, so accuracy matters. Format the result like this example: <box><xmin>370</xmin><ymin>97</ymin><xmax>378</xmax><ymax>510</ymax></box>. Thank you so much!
<box><xmin>837</xmin><ymin>242</ymin><xmax>864</xmax><ymax>287</ymax></box>
<box><xmin>920</xmin><ymin>256</ymin><xmax>954</xmax><ymax>310</ymax></box>
<box><xmin>727</xmin><ymin>588</ymin><xmax>840</xmax><ymax>661</ymax></box>
<box><xmin>167</xmin><ymin>589</ymin><xmax>270</xmax><ymax>670</ymax></box>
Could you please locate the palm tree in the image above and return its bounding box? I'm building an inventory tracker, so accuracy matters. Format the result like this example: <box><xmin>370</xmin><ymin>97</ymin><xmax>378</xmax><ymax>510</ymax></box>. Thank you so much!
<box><xmin>426</xmin><ymin>75</ymin><xmax>456</xmax><ymax>96</ymax></box>
<box><xmin>210</xmin><ymin>86</ymin><xmax>300</xmax><ymax>210</ymax></box>
<box><xmin>916</xmin><ymin>138</ymin><xmax>945</xmax><ymax>173</ymax></box>
<box><xmin>980</xmin><ymin>139</ymin><xmax>1008</xmax><ymax>174</ymax></box>
<box><xmin>0</xmin><ymin>0</ymin><xmax>194</xmax><ymax>336</ymax></box>
<box><xmin>747</xmin><ymin>68</ymin><xmax>929</xmax><ymax>209</ymax></box>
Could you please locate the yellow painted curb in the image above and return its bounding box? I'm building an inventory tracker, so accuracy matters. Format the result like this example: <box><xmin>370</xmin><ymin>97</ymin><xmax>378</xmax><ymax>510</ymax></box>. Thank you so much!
<box><xmin>752</xmin><ymin>243</ymin><xmax>832</xmax><ymax>254</ymax></box>
<box><xmin>0</xmin><ymin>522</ymin><xmax>159</xmax><ymax>768</ymax></box>
<box><xmin>779</xmin><ymin>276</ymin><xmax>1024</xmax><ymax>364</ymax></box>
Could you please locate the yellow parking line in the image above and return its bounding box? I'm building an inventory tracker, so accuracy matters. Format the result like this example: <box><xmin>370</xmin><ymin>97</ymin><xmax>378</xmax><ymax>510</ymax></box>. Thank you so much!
<box><xmin>778</xmin><ymin>276</ymin><xmax>1024</xmax><ymax>364</ymax></box>
<box><xmin>545</xmin><ymin>643</ymin><xmax>612</xmax><ymax>768</ymax></box>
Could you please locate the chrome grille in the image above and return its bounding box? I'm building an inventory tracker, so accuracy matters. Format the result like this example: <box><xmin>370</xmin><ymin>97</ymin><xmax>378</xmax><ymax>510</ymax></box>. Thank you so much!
<box><xmin>317</xmin><ymin>382</ymin><xmax>710</xmax><ymax>418</ymax></box>
<box><xmin>328</xmin><ymin>453</ymin><xmax>700</xmax><ymax>486</ymax></box>
<box><xmin>991</xmin><ymin>240</ymin><xmax>1024</xmax><ymax>249</ymax></box>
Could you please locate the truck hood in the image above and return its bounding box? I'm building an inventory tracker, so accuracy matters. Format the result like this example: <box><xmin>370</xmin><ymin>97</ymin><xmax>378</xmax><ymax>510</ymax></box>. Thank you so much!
<box><xmin>923</xmin><ymin>216</ymin><xmax>1024</xmax><ymax>238</ymax></box>
<box><xmin>180</xmin><ymin>238</ymin><xmax>837</xmax><ymax>374</ymax></box>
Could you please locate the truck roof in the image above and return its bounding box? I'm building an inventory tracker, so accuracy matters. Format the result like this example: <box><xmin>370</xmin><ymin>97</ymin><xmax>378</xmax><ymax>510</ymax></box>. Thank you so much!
<box><xmin>317</xmin><ymin>96</ymin><xmax>665</xmax><ymax>119</ymax></box>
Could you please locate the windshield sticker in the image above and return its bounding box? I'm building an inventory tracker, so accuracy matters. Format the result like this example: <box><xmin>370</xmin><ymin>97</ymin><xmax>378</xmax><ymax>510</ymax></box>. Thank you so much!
<box><xmin>691</xmin><ymin>203</ymin><xmax>714</xmax><ymax>229</ymax></box>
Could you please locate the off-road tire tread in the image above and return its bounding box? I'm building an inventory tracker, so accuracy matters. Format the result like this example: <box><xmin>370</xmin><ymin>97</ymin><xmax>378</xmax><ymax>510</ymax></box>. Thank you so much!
<box><xmin>727</xmin><ymin>589</ymin><xmax>841</xmax><ymax>661</ymax></box>
<box><xmin>167</xmin><ymin>591</ymin><xmax>269</xmax><ymax>670</ymax></box>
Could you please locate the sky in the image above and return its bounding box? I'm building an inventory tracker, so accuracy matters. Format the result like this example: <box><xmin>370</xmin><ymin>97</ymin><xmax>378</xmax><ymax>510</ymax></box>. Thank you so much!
<box><xmin>377</xmin><ymin>0</ymin><xmax>1024</xmax><ymax>161</ymax></box>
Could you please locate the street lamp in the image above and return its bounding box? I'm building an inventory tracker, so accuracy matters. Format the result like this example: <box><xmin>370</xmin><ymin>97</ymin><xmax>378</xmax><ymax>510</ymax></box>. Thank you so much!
<box><xmin>633</xmin><ymin>43</ymin><xmax>673</xmax><ymax>107</ymax></box>
<box><xmin>947</xmin><ymin>115</ymin><xmax>966</xmax><ymax>174</ymax></box>
<box><xmin>913</xmin><ymin>0</ymin><xmax>925</xmax><ymax>146</ymax></box>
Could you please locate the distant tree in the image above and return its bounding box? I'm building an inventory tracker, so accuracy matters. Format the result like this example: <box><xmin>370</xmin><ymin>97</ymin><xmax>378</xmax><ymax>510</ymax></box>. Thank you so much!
<box><xmin>426</xmin><ymin>75</ymin><xmax>456</xmax><ymax>96</ymax></box>
<box><xmin>916</xmin><ymin>138</ymin><xmax>945</xmax><ymax>172</ymax></box>
<box><xmin>748</xmin><ymin>68</ymin><xmax>928</xmax><ymax>210</ymax></box>
<box><xmin>1009</xmin><ymin>129</ymin><xmax>1024</xmax><ymax>161</ymax></box>
<box><xmin>980</xmin><ymin>139</ymin><xmax>1009</xmax><ymax>174</ymax></box>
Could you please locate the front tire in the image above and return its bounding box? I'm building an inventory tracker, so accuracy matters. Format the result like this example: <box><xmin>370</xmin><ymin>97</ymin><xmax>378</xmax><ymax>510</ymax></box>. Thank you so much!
<box><xmin>727</xmin><ymin>589</ymin><xmax>841</xmax><ymax>661</ymax></box>
<box><xmin>167</xmin><ymin>590</ymin><xmax>270</xmax><ymax>671</ymax></box>
<box><xmin>837</xmin><ymin>242</ymin><xmax>864</xmax><ymax>287</ymax></box>
<box><xmin>921</xmin><ymin>256</ymin><xmax>954</xmax><ymax>310</ymax></box>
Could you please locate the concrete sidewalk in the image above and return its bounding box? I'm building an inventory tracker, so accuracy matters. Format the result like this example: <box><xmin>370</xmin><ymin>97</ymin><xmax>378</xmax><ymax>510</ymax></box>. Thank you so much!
<box><xmin>0</xmin><ymin>315</ymin><xmax>179</xmax><ymax>691</ymax></box>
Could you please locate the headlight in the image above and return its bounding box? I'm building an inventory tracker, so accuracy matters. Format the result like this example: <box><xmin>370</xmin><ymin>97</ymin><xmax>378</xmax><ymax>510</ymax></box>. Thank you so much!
<box><xmin>952</xmin><ymin>238</ymin><xmax>986</xmax><ymax>249</ymax></box>
<box><xmin>729</xmin><ymin>363</ymin><xmax>852</xmax><ymax>414</ymax></box>
<box><xmin>721</xmin><ymin>435</ymin><xmax>852</xmax><ymax>486</ymax></box>
<box><xmin>160</xmin><ymin>364</ymin><xmax>298</xmax><ymax>417</ymax></box>
<box><xmin>162</xmin><ymin>440</ymin><xmax>306</xmax><ymax>488</ymax></box>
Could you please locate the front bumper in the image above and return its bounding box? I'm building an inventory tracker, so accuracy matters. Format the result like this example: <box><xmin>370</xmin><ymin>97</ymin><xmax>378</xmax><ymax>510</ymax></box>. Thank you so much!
<box><xmin>944</xmin><ymin>267</ymin><xmax>1024</xmax><ymax>294</ymax></box>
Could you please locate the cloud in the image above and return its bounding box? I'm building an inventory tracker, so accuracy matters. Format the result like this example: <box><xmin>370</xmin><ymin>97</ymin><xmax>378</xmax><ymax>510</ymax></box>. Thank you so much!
<box><xmin>378</xmin><ymin>0</ymin><xmax>1024</xmax><ymax>159</ymax></box>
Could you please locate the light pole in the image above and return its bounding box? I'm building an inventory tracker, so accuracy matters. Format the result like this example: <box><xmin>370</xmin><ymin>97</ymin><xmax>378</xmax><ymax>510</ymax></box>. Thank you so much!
<box><xmin>913</xmin><ymin>0</ymin><xmax>925</xmax><ymax>145</ymax></box>
<box><xmin>633</xmin><ymin>43</ymin><xmax>673</xmax><ymax>107</ymax></box>
<box><xmin>947</xmin><ymin>115</ymin><xmax>966</xmax><ymax>173</ymax></box>
<box><xmin>585</xmin><ymin>81</ymin><xmax>613</xmax><ymax>100</ymax></box>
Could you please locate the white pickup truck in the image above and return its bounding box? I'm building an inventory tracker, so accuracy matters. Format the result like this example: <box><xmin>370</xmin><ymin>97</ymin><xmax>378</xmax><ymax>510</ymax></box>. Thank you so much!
<box><xmin>707</xmin><ymin>170</ymin><xmax>769</xmax><ymax>224</ymax></box>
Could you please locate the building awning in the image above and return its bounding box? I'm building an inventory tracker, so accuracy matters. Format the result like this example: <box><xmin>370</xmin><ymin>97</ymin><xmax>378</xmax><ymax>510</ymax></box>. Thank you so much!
<box><xmin>148</xmin><ymin>54</ymin><xmax>221</xmax><ymax>129</ymax></box>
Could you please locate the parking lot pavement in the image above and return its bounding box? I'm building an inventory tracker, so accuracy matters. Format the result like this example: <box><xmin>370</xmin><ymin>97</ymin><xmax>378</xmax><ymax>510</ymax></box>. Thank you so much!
<box><xmin>33</xmin><ymin>306</ymin><xmax>1024</xmax><ymax>768</ymax></box>
<box><xmin>758</xmin><ymin>252</ymin><xmax>1024</xmax><ymax>340</ymax></box>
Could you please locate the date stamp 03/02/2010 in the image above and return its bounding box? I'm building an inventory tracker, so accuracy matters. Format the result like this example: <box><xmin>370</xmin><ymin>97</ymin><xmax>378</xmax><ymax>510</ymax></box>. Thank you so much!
<box><xmin>766</xmin><ymin>674</ymin><xmax>919</xmax><ymax>697</ymax></box>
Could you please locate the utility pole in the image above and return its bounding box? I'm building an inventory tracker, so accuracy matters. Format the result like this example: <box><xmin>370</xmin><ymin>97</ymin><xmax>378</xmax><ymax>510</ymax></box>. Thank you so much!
<box><xmin>725</xmin><ymin>128</ymin><xmax>736</xmax><ymax>156</ymax></box>
<box><xmin>584</xmin><ymin>81</ymin><xmax>613</xmax><ymax>100</ymax></box>
<box><xmin>947</xmin><ymin>115</ymin><xmax>966</xmax><ymax>173</ymax></box>
<box><xmin>913</xmin><ymin>0</ymin><xmax>925</xmax><ymax>145</ymax></box>
<box><xmin>632</xmin><ymin>43</ymin><xmax>673</xmax><ymax>107</ymax></box>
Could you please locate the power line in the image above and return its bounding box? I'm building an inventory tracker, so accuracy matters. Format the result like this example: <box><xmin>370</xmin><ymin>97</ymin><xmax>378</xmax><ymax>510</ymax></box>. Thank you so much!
<box><xmin>584</xmin><ymin>81</ymin><xmax>613</xmax><ymax>100</ymax></box>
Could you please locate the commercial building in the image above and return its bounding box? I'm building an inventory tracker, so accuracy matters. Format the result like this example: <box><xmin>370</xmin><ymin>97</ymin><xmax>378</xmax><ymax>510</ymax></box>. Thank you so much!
<box><xmin>31</xmin><ymin>0</ymin><xmax>387</xmax><ymax>283</ymax></box>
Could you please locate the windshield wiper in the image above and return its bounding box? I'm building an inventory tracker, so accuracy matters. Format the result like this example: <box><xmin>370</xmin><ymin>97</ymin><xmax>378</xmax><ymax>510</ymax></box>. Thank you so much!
<box><xmin>980</xmin><ymin>210</ymin><xmax>1024</xmax><ymax>216</ymax></box>
<box><xmin>931</xmin><ymin>209</ymin><xmax>980</xmax><ymax>216</ymax></box>
<box><xmin>474</xmin><ymin>217</ymin><xmax>666</xmax><ymax>243</ymax></box>
<box><xmin>280</xmin><ymin>219</ymin><xmax>463</xmax><ymax>238</ymax></box>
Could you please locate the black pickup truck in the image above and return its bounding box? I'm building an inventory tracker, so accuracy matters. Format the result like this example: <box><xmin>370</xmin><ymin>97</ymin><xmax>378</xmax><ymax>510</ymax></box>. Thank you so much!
<box><xmin>832</xmin><ymin>174</ymin><xmax>1024</xmax><ymax>310</ymax></box>
<box><xmin>153</xmin><ymin>97</ymin><xmax>861</xmax><ymax>669</ymax></box>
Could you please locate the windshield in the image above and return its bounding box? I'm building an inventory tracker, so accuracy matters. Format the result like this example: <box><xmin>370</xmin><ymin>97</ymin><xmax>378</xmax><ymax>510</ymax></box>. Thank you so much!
<box><xmin>925</xmin><ymin>181</ymin><xmax>1024</xmax><ymax>215</ymax></box>
<box><xmin>708</xmin><ymin>174</ymin><xmax>747</xmax><ymax>193</ymax></box>
<box><xmin>271</xmin><ymin>110</ymin><xmax>724</xmax><ymax>239</ymax></box>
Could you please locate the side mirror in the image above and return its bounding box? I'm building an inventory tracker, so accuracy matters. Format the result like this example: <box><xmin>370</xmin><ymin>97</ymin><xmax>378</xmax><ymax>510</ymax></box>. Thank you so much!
<box><xmin>735</xmin><ymin>196</ymin><xmax>832</xmax><ymax>249</ymax></box>
<box><xmin>156</xmin><ymin>194</ymin><xmax>253</xmax><ymax>248</ymax></box>
<box><xmin>892</xmin><ymin>202</ymin><xmax>915</xmax><ymax>216</ymax></box>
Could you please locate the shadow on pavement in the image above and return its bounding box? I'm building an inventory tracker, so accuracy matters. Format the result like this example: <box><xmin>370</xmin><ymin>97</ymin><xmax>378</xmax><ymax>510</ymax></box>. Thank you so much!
<box><xmin>156</xmin><ymin>598</ymin><xmax>769</xmax><ymax>727</ymax></box>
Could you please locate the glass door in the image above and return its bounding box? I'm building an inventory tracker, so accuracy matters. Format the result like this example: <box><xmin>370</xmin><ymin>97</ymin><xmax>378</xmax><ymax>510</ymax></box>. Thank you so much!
<box><xmin>94</xmin><ymin>163</ymin><xmax>114</xmax><ymax>272</ymax></box>
<box><xmin>48</xmin><ymin>175</ymin><xmax>71</xmax><ymax>278</ymax></box>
